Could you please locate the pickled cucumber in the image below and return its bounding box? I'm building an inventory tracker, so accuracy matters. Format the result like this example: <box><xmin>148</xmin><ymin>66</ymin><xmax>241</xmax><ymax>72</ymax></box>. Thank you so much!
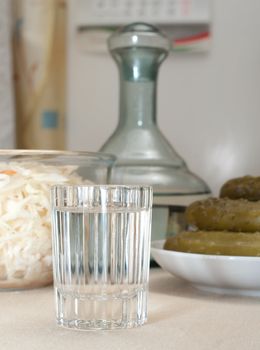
<box><xmin>220</xmin><ymin>176</ymin><xmax>260</xmax><ymax>201</ymax></box>
<box><xmin>164</xmin><ymin>231</ymin><xmax>260</xmax><ymax>256</ymax></box>
<box><xmin>186</xmin><ymin>198</ymin><xmax>260</xmax><ymax>232</ymax></box>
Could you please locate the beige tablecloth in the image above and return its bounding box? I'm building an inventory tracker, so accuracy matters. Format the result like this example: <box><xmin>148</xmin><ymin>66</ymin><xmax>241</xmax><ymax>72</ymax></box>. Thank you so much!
<box><xmin>0</xmin><ymin>268</ymin><xmax>260</xmax><ymax>350</ymax></box>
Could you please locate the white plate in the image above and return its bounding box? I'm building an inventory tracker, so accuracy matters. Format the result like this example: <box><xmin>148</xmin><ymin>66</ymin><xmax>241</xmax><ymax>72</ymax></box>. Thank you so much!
<box><xmin>151</xmin><ymin>240</ymin><xmax>260</xmax><ymax>297</ymax></box>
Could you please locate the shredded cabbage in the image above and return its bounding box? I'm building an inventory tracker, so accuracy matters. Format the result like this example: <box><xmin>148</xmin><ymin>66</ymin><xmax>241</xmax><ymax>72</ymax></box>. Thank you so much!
<box><xmin>0</xmin><ymin>162</ymin><xmax>89</xmax><ymax>287</ymax></box>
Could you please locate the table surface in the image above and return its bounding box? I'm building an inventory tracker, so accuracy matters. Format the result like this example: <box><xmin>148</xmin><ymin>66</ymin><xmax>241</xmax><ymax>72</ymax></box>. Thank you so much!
<box><xmin>1</xmin><ymin>268</ymin><xmax>260</xmax><ymax>350</ymax></box>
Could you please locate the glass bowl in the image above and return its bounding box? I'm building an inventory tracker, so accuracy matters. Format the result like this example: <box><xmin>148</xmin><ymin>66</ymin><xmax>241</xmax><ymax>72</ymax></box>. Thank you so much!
<box><xmin>0</xmin><ymin>150</ymin><xmax>115</xmax><ymax>290</ymax></box>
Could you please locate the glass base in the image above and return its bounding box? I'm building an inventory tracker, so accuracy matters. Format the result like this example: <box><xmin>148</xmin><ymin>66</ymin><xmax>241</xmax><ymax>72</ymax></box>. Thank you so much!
<box><xmin>55</xmin><ymin>286</ymin><xmax>148</xmax><ymax>330</ymax></box>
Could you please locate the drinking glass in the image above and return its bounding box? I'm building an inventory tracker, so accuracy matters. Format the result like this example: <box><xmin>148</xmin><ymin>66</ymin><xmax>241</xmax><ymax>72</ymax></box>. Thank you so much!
<box><xmin>51</xmin><ymin>184</ymin><xmax>153</xmax><ymax>330</ymax></box>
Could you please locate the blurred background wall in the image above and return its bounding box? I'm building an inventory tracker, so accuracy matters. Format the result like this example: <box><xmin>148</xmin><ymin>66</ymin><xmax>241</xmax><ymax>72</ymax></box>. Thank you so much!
<box><xmin>5</xmin><ymin>0</ymin><xmax>260</xmax><ymax>195</ymax></box>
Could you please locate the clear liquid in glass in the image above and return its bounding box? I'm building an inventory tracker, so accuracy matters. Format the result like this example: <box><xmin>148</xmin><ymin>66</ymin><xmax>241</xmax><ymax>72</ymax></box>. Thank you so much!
<box><xmin>52</xmin><ymin>206</ymin><xmax>151</xmax><ymax>330</ymax></box>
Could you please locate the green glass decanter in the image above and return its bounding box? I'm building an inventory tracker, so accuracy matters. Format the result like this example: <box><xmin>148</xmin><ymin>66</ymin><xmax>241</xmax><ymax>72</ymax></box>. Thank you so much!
<box><xmin>100</xmin><ymin>23</ymin><xmax>210</xmax><ymax>244</ymax></box>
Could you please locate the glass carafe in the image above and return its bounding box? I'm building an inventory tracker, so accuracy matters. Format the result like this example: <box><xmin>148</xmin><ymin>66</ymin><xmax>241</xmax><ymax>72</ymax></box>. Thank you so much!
<box><xmin>100</xmin><ymin>23</ymin><xmax>210</xmax><ymax>247</ymax></box>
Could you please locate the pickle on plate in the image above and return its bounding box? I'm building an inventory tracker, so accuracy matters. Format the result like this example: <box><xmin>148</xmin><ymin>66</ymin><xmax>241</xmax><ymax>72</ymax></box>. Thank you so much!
<box><xmin>220</xmin><ymin>176</ymin><xmax>260</xmax><ymax>201</ymax></box>
<box><xmin>186</xmin><ymin>198</ymin><xmax>260</xmax><ymax>232</ymax></box>
<box><xmin>164</xmin><ymin>231</ymin><xmax>260</xmax><ymax>256</ymax></box>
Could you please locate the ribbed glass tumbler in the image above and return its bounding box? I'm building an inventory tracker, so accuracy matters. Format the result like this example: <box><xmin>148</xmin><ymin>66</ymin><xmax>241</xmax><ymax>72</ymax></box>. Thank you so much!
<box><xmin>51</xmin><ymin>185</ymin><xmax>153</xmax><ymax>330</ymax></box>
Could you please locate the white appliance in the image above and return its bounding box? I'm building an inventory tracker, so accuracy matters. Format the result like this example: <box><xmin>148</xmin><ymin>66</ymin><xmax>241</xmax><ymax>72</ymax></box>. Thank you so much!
<box><xmin>67</xmin><ymin>0</ymin><xmax>260</xmax><ymax>195</ymax></box>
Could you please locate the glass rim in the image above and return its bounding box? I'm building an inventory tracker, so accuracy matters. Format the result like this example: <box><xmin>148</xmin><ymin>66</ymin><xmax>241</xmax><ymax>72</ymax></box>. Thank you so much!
<box><xmin>51</xmin><ymin>184</ymin><xmax>153</xmax><ymax>192</ymax></box>
<box><xmin>0</xmin><ymin>149</ymin><xmax>116</xmax><ymax>162</ymax></box>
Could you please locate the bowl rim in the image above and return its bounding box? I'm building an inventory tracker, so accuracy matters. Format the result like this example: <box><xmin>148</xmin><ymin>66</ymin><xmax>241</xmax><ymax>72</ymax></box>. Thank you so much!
<box><xmin>151</xmin><ymin>239</ymin><xmax>260</xmax><ymax>261</ymax></box>
<box><xmin>0</xmin><ymin>149</ymin><xmax>116</xmax><ymax>162</ymax></box>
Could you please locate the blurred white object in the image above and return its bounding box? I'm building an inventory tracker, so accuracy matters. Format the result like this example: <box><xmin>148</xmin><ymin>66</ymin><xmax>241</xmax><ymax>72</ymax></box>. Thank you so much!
<box><xmin>0</xmin><ymin>0</ymin><xmax>15</xmax><ymax>148</ymax></box>
<box><xmin>75</xmin><ymin>0</ymin><xmax>210</xmax><ymax>26</ymax></box>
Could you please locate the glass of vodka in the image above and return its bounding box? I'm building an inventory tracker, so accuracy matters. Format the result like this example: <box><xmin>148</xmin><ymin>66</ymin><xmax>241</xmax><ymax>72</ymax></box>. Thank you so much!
<box><xmin>51</xmin><ymin>184</ymin><xmax>153</xmax><ymax>330</ymax></box>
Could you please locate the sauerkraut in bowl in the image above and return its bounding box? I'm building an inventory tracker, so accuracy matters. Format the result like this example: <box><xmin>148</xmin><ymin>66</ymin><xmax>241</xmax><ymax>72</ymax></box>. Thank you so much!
<box><xmin>0</xmin><ymin>150</ymin><xmax>115</xmax><ymax>289</ymax></box>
